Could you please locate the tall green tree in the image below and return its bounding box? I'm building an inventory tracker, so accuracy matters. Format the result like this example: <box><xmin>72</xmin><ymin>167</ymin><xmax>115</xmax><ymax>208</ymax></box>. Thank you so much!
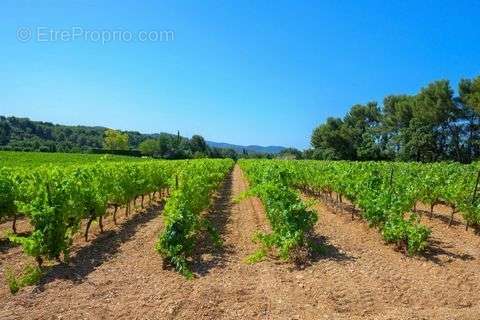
<box><xmin>103</xmin><ymin>129</ymin><xmax>129</xmax><ymax>150</ymax></box>
<box><xmin>190</xmin><ymin>135</ymin><xmax>208</xmax><ymax>154</ymax></box>
<box><xmin>139</xmin><ymin>139</ymin><xmax>159</xmax><ymax>156</ymax></box>
<box><xmin>342</xmin><ymin>102</ymin><xmax>383</xmax><ymax>160</ymax></box>
<box><xmin>0</xmin><ymin>119</ymin><xmax>11</xmax><ymax>146</ymax></box>
<box><xmin>381</xmin><ymin>95</ymin><xmax>414</xmax><ymax>157</ymax></box>
<box><xmin>459</xmin><ymin>76</ymin><xmax>480</xmax><ymax>161</ymax></box>
<box><xmin>311</xmin><ymin>117</ymin><xmax>354</xmax><ymax>159</ymax></box>
<box><xmin>411</xmin><ymin>80</ymin><xmax>457</xmax><ymax>161</ymax></box>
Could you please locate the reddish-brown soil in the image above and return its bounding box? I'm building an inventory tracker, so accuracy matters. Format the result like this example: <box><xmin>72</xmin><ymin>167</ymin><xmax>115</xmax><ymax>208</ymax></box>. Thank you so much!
<box><xmin>1</xmin><ymin>165</ymin><xmax>480</xmax><ymax>319</ymax></box>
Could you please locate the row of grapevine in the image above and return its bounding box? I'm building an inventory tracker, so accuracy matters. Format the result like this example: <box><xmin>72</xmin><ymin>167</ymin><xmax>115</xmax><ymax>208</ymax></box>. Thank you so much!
<box><xmin>0</xmin><ymin>168</ymin><xmax>16</xmax><ymax>231</ymax></box>
<box><xmin>403</xmin><ymin>162</ymin><xmax>480</xmax><ymax>228</ymax></box>
<box><xmin>286</xmin><ymin>161</ymin><xmax>431</xmax><ymax>254</ymax></box>
<box><xmin>273</xmin><ymin>160</ymin><xmax>480</xmax><ymax>254</ymax></box>
<box><xmin>156</xmin><ymin>159</ymin><xmax>234</xmax><ymax>278</ymax></box>
<box><xmin>294</xmin><ymin>161</ymin><xmax>480</xmax><ymax>227</ymax></box>
<box><xmin>0</xmin><ymin>160</ymin><xmax>183</xmax><ymax>266</ymax></box>
<box><xmin>238</xmin><ymin>160</ymin><xmax>318</xmax><ymax>262</ymax></box>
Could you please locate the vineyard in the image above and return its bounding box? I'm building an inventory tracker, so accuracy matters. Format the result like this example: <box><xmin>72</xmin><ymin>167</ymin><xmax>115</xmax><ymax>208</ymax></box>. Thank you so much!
<box><xmin>1</xmin><ymin>154</ymin><xmax>480</xmax><ymax>319</ymax></box>
<box><xmin>252</xmin><ymin>159</ymin><xmax>480</xmax><ymax>254</ymax></box>
<box><xmin>0</xmin><ymin>154</ymin><xmax>233</xmax><ymax>276</ymax></box>
<box><xmin>0</xmin><ymin>151</ymin><xmax>146</xmax><ymax>168</ymax></box>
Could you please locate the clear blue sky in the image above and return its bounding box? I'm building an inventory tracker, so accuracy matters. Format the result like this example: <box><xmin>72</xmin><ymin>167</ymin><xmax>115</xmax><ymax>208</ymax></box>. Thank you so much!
<box><xmin>1</xmin><ymin>1</ymin><xmax>479</xmax><ymax>149</ymax></box>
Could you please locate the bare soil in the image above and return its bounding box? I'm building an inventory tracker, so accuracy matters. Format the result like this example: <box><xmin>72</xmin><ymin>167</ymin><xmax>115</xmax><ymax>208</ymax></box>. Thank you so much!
<box><xmin>1</xmin><ymin>165</ymin><xmax>479</xmax><ymax>319</ymax></box>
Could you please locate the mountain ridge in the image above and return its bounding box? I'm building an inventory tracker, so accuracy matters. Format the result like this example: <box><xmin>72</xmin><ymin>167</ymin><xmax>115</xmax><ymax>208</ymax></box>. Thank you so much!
<box><xmin>206</xmin><ymin>141</ymin><xmax>285</xmax><ymax>154</ymax></box>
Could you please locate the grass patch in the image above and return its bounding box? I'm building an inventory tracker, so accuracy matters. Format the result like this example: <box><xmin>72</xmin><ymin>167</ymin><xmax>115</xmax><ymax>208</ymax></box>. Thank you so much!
<box><xmin>5</xmin><ymin>265</ymin><xmax>43</xmax><ymax>294</ymax></box>
<box><xmin>245</xmin><ymin>248</ymin><xmax>267</xmax><ymax>264</ymax></box>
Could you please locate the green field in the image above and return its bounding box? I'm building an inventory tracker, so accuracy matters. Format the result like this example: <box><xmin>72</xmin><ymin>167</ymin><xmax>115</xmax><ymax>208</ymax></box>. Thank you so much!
<box><xmin>0</xmin><ymin>151</ymin><xmax>146</xmax><ymax>168</ymax></box>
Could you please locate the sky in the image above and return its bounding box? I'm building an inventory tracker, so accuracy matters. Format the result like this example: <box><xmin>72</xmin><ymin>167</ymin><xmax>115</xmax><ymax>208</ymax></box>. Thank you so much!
<box><xmin>1</xmin><ymin>1</ymin><xmax>479</xmax><ymax>149</ymax></box>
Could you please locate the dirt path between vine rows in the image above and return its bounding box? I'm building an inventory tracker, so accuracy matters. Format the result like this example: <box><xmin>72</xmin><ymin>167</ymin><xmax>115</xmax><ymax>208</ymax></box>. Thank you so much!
<box><xmin>299</xmin><ymin>193</ymin><xmax>480</xmax><ymax>320</ymax></box>
<box><xmin>1</xmin><ymin>165</ymin><xmax>480</xmax><ymax>319</ymax></box>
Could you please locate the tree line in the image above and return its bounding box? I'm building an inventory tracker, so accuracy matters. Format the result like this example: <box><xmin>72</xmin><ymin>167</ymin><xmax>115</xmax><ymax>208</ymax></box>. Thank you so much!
<box><xmin>136</xmin><ymin>131</ymin><xmax>239</xmax><ymax>159</ymax></box>
<box><xmin>0</xmin><ymin>116</ymin><xmax>240</xmax><ymax>159</ymax></box>
<box><xmin>308</xmin><ymin>76</ymin><xmax>480</xmax><ymax>163</ymax></box>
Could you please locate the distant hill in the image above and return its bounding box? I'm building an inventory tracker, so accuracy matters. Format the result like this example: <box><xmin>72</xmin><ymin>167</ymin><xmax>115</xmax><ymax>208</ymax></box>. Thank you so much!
<box><xmin>206</xmin><ymin>141</ymin><xmax>286</xmax><ymax>154</ymax></box>
<box><xmin>0</xmin><ymin>115</ymin><xmax>286</xmax><ymax>155</ymax></box>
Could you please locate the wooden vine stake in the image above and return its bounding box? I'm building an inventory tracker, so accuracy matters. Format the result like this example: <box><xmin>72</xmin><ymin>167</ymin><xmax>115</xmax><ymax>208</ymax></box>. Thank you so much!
<box><xmin>466</xmin><ymin>170</ymin><xmax>480</xmax><ymax>231</ymax></box>
<box><xmin>448</xmin><ymin>206</ymin><xmax>456</xmax><ymax>227</ymax></box>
